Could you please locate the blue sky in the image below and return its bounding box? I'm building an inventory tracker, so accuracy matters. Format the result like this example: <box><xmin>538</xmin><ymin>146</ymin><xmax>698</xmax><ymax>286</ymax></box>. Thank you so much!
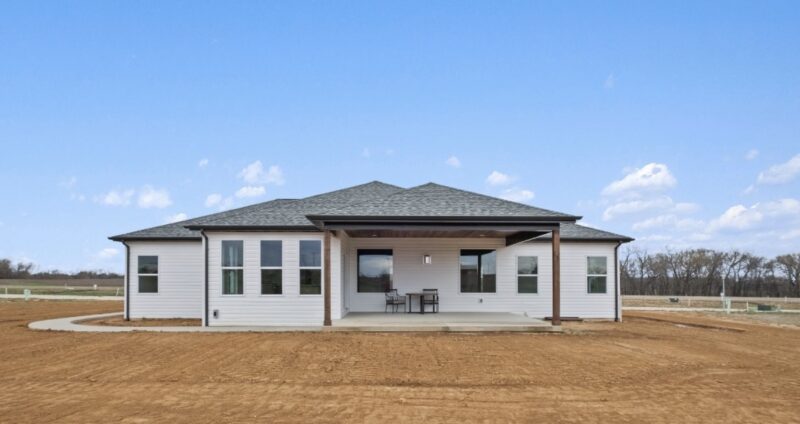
<box><xmin>1</xmin><ymin>1</ymin><xmax>799</xmax><ymax>272</ymax></box>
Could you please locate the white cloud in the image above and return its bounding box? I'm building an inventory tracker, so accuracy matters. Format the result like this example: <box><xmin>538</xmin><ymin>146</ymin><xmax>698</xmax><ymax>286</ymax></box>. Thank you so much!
<box><xmin>235</xmin><ymin>186</ymin><xmax>266</xmax><ymax>198</ymax></box>
<box><xmin>632</xmin><ymin>215</ymin><xmax>705</xmax><ymax>232</ymax></box>
<box><xmin>445</xmin><ymin>156</ymin><xmax>461</xmax><ymax>168</ymax></box>
<box><xmin>602</xmin><ymin>163</ymin><xmax>677</xmax><ymax>197</ymax></box>
<box><xmin>743</xmin><ymin>184</ymin><xmax>756</xmax><ymax>195</ymax></box>
<box><xmin>205</xmin><ymin>193</ymin><xmax>222</xmax><ymax>207</ymax></box>
<box><xmin>499</xmin><ymin>187</ymin><xmax>535</xmax><ymax>203</ymax></box>
<box><xmin>757</xmin><ymin>154</ymin><xmax>800</xmax><ymax>184</ymax></box>
<box><xmin>137</xmin><ymin>186</ymin><xmax>172</xmax><ymax>209</ymax></box>
<box><xmin>602</xmin><ymin>196</ymin><xmax>674</xmax><ymax>221</ymax></box>
<box><xmin>95</xmin><ymin>248</ymin><xmax>119</xmax><ymax>259</ymax></box>
<box><xmin>760</xmin><ymin>198</ymin><xmax>800</xmax><ymax>216</ymax></box>
<box><xmin>218</xmin><ymin>197</ymin><xmax>234</xmax><ymax>211</ymax></box>
<box><xmin>96</xmin><ymin>189</ymin><xmax>135</xmax><ymax>207</ymax></box>
<box><xmin>604</xmin><ymin>74</ymin><xmax>615</xmax><ymax>89</ymax></box>
<box><xmin>165</xmin><ymin>212</ymin><xmax>188</xmax><ymax>224</ymax></box>
<box><xmin>198</xmin><ymin>158</ymin><xmax>209</xmax><ymax>168</ymax></box>
<box><xmin>708</xmin><ymin>205</ymin><xmax>763</xmax><ymax>231</ymax></box>
<box><xmin>486</xmin><ymin>171</ymin><xmax>515</xmax><ymax>186</ymax></box>
<box><xmin>745</xmin><ymin>149</ymin><xmax>759</xmax><ymax>160</ymax></box>
<box><xmin>238</xmin><ymin>161</ymin><xmax>285</xmax><ymax>185</ymax></box>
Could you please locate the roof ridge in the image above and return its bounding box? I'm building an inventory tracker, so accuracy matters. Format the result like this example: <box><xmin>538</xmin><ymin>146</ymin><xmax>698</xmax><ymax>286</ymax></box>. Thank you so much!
<box><xmin>300</xmin><ymin>180</ymin><xmax>404</xmax><ymax>202</ymax></box>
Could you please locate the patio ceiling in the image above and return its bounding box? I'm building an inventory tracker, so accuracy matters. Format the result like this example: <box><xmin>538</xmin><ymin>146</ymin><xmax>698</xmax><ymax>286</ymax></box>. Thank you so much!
<box><xmin>322</xmin><ymin>222</ymin><xmax>557</xmax><ymax>246</ymax></box>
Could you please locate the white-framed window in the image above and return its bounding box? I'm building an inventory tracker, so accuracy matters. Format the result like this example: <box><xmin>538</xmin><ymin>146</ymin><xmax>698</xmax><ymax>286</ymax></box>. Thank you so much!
<box><xmin>221</xmin><ymin>240</ymin><xmax>244</xmax><ymax>295</ymax></box>
<box><xmin>299</xmin><ymin>240</ymin><xmax>322</xmax><ymax>295</ymax></box>
<box><xmin>260</xmin><ymin>240</ymin><xmax>282</xmax><ymax>295</ymax></box>
<box><xmin>587</xmin><ymin>256</ymin><xmax>607</xmax><ymax>294</ymax></box>
<box><xmin>517</xmin><ymin>256</ymin><xmax>538</xmax><ymax>294</ymax></box>
<box><xmin>137</xmin><ymin>256</ymin><xmax>158</xmax><ymax>293</ymax></box>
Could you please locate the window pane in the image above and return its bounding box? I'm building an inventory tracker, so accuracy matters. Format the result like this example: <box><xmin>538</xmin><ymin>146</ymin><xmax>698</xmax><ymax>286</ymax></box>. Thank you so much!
<box><xmin>222</xmin><ymin>241</ymin><xmax>243</xmax><ymax>267</ymax></box>
<box><xmin>300</xmin><ymin>269</ymin><xmax>321</xmax><ymax>295</ymax></box>
<box><xmin>588</xmin><ymin>276</ymin><xmax>607</xmax><ymax>293</ymax></box>
<box><xmin>588</xmin><ymin>257</ymin><xmax>607</xmax><ymax>275</ymax></box>
<box><xmin>260</xmin><ymin>241</ymin><xmax>282</xmax><ymax>267</ymax></box>
<box><xmin>299</xmin><ymin>240</ymin><xmax>321</xmax><ymax>267</ymax></box>
<box><xmin>138</xmin><ymin>256</ymin><xmax>158</xmax><ymax>274</ymax></box>
<box><xmin>518</xmin><ymin>276</ymin><xmax>538</xmax><ymax>293</ymax></box>
<box><xmin>139</xmin><ymin>276</ymin><xmax>158</xmax><ymax>293</ymax></box>
<box><xmin>481</xmin><ymin>251</ymin><xmax>496</xmax><ymax>293</ymax></box>
<box><xmin>222</xmin><ymin>269</ymin><xmax>243</xmax><ymax>294</ymax></box>
<box><xmin>261</xmin><ymin>269</ymin><xmax>282</xmax><ymax>295</ymax></box>
<box><xmin>460</xmin><ymin>254</ymin><xmax>480</xmax><ymax>292</ymax></box>
<box><xmin>358</xmin><ymin>250</ymin><xmax>392</xmax><ymax>293</ymax></box>
<box><xmin>517</xmin><ymin>256</ymin><xmax>538</xmax><ymax>275</ymax></box>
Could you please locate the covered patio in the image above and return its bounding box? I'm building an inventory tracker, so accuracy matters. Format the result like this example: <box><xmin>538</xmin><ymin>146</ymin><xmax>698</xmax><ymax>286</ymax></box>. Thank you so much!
<box><xmin>330</xmin><ymin>312</ymin><xmax>558</xmax><ymax>332</ymax></box>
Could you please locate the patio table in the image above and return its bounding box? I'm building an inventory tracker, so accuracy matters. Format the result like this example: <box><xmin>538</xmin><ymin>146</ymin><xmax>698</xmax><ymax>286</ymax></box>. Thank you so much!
<box><xmin>405</xmin><ymin>292</ymin><xmax>427</xmax><ymax>314</ymax></box>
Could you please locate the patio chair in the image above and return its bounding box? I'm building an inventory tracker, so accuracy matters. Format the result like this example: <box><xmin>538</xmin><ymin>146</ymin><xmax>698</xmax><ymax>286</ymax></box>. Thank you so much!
<box><xmin>422</xmin><ymin>288</ymin><xmax>439</xmax><ymax>313</ymax></box>
<box><xmin>385</xmin><ymin>289</ymin><xmax>406</xmax><ymax>313</ymax></box>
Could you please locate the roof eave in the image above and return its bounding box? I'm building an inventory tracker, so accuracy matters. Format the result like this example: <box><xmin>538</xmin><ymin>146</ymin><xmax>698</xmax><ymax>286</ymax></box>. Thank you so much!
<box><xmin>182</xmin><ymin>224</ymin><xmax>321</xmax><ymax>232</ymax></box>
<box><xmin>305</xmin><ymin>215</ymin><xmax>581</xmax><ymax>224</ymax></box>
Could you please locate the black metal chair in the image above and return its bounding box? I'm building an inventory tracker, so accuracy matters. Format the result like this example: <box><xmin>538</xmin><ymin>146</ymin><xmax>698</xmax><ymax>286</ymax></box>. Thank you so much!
<box><xmin>422</xmin><ymin>288</ymin><xmax>439</xmax><ymax>313</ymax></box>
<box><xmin>385</xmin><ymin>289</ymin><xmax>406</xmax><ymax>313</ymax></box>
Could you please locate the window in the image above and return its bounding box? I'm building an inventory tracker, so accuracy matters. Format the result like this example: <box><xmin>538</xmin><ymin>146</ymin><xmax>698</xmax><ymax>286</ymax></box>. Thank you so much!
<box><xmin>221</xmin><ymin>241</ymin><xmax>244</xmax><ymax>295</ymax></box>
<box><xmin>460</xmin><ymin>250</ymin><xmax>496</xmax><ymax>293</ymax></box>
<box><xmin>137</xmin><ymin>256</ymin><xmax>158</xmax><ymax>293</ymax></box>
<box><xmin>587</xmin><ymin>256</ymin><xmax>607</xmax><ymax>293</ymax></box>
<box><xmin>299</xmin><ymin>240</ymin><xmax>321</xmax><ymax>295</ymax></box>
<box><xmin>517</xmin><ymin>256</ymin><xmax>538</xmax><ymax>293</ymax></box>
<box><xmin>260</xmin><ymin>240</ymin><xmax>282</xmax><ymax>295</ymax></box>
<box><xmin>357</xmin><ymin>249</ymin><xmax>393</xmax><ymax>293</ymax></box>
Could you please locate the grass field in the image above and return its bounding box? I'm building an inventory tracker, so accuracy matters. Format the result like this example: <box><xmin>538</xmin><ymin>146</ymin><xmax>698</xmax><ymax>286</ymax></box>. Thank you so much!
<box><xmin>623</xmin><ymin>295</ymin><xmax>800</xmax><ymax>310</ymax></box>
<box><xmin>1</xmin><ymin>300</ymin><xmax>799</xmax><ymax>423</ymax></box>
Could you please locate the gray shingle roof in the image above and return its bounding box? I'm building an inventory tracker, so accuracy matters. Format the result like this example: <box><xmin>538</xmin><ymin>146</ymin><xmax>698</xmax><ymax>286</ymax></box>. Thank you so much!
<box><xmin>110</xmin><ymin>181</ymin><xmax>631</xmax><ymax>242</ymax></box>
<box><xmin>309</xmin><ymin>183</ymin><xmax>578</xmax><ymax>219</ymax></box>
<box><xmin>534</xmin><ymin>222</ymin><xmax>634</xmax><ymax>242</ymax></box>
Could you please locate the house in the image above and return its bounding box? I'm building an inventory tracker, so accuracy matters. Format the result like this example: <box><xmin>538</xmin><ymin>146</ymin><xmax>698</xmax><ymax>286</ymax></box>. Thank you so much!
<box><xmin>109</xmin><ymin>181</ymin><xmax>633</xmax><ymax>327</ymax></box>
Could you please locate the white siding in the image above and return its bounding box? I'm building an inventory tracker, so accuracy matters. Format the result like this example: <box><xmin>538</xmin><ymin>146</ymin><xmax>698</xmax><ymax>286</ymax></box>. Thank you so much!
<box><xmin>342</xmin><ymin>238</ymin><xmax>618</xmax><ymax>319</ymax></box>
<box><xmin>128</xmin><ymin>241</ymin><xmax>203</xmax><ymax>319</ymax></box>
<box><xmin>206</xmin><ymin>232</ymin><xmax>342</xmax><ymax>326</ymax></box>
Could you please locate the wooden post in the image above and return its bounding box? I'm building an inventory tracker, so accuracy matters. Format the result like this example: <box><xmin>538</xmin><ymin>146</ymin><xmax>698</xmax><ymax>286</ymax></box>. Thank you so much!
<box><xmin>323</xmin><ymin>230</ymin><xmax>332</xmax><ymax>326</ymax></box>
<box><xmin>551</xmin><ymin>228</ymin><xmax>561</xmax><ymax>326</ymax></box>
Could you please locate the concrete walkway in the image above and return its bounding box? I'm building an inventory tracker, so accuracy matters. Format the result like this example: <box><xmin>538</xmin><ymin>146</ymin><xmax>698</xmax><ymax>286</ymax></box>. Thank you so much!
<box><xmin>29</xmin><ymin>312</ymin><xmax>560</xmax><ymax>333</ymax></box>
<box><xmin>1</xmin><ymin>294</ymin><xmax>123</xmax><ymax>301</ymax></box>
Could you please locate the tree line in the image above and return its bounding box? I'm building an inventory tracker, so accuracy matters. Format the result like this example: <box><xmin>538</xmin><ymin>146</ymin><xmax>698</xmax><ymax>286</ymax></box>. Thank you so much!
<box><xmin>0</xmin><ymin>258</ymin><xmax>122</xmax><ymax>280</ymax></box>
<box><xmin>620</xmin><ymin>248</ymin><xmax>800</xmax><ymax>297</ymax></box>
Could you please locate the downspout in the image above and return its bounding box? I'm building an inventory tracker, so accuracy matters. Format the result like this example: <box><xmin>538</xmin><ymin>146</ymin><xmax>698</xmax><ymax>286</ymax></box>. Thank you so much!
<box><xmin>201</xmin><ymin>230</ymin><xmax>209</xmax><ymax>327</ymax></box>
<box><xmin>614</xmin><ymin>241</ymin><xmax>621</xmax><ymax>322</ymax></box>
<box><xmin>122</xmin><ymin>241</ymin><xmax>130</xmax><ymax>321</ymax></box>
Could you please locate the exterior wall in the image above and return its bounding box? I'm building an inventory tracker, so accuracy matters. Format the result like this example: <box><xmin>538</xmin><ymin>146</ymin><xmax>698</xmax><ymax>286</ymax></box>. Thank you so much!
<box><xmin>127</xmin><ymin>241</ymin><xmax>203</xmax><ymax>319</ymax></box>
<box><xmin>342</xmin><ymin>237</ymin><xmax>618</xmax><ymax>319</ymax></box>
<box><xmin>206</xmin><ymin>231</ymin><xmax>341</xmax><ymax>326</ymax></box>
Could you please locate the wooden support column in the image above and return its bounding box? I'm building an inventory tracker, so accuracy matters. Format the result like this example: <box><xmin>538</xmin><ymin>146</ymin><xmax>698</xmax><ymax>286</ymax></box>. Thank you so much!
<box><xmin>323</xmin><ymin>230</ymin><xmax>332</xmax><ymax>326</ymax></box>
<box><xmin>551</xmin><ymin>228</ymin><xmax>561</xmax><ymax>326</ymax></box>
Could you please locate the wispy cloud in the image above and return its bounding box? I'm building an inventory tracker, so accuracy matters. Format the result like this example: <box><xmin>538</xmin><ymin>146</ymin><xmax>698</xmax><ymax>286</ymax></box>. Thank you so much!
<box><xmin>164</xmin><ymin>212</ymin><xmax>188</xmax><ymax>223</ymax></box>
<box><xmin>95</xmin><ymin>189</ymin><xmax>135</xmax><ymax>207</ymax></box>
<box><xmin>205</xmin><ymin>193</ymin><xmax>222</xmax><ymax>208</ymax></box>
<box><xmin>445</xmin><ymin>156</ymin><xmax>461</xmax><ymax>168</ymax></box>
<box><xmin>137</xmin><ymin>186</ymin><xmax>172</xmax><ymax>209</ymax></box>
<box><xmin>486</xmin><ymin>170</ymin><xmax>515</xmax><ymax>186</ymax></box>
<box><xmin>238</xmin><ymin>161</ymin><xmax>285</xmax><ymax>185</ymax></box>
<box><xmin>499</xmin><ymin>187</ymin><xmax>535</xmax><ymax>203</ymax></box>
<box><xmin>235</xmin><ymin>185</ymin><xmax>266</xmax><ymax>198</ymax></box>
<box><xmin>198</xmin><ymin>158</ymin><xmax>209</xmax><ymax>168</ymax></box>
<box><xmin>744</xmin><ymin>149</ymin><xmax>759</xmax><ymax>160</ymax></box>
<box><xmin>756</xmin><ymin>154</ymin><xmax>800</xmax><ymax>185</ymax></box>
<box><xmin>602</xmin><ymin>163</ymin><xmax>677</xmax><ymax>197</ymax></box>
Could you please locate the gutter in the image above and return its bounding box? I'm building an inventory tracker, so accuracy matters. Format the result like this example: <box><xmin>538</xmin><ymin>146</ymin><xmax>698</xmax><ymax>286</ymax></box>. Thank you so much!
<box><xmin>122</xmin><ymin>241</ymin><xmax>130</xmax><ymax>320</ymax></box>
<box><xmin>201</xmin><ymin>230</ymin><xmax>209</xmax><ymax>327</ymax></box>
<box><xmin>614</xmin><ymin>241</ymin><xmax>621</xmax><ymax>322</ymax></box>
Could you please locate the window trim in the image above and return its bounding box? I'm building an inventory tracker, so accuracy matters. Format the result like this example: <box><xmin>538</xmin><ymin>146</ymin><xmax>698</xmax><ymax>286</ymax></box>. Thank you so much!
<box><xmin>221</xmin><ymin>240</ymin><xmax>244</xmax><ymax>297</ymax></box>
<box><xmin>299</xmin><ymin>239</ymin><xmax>323</xmax><ymax>296</ymax></box>
<box><xmin>137</xmin><ymin>255</ymin><xmax>159</xmax><ymax>294</ymax></box>
<box><xmin>260</xmin><ymin>240</ymin><xmax>284</xmax><ymax>296</ymax></box>
<box><xmin>458</xmin><ymin>249</ymin><xmax>498</xmax><ymax>294</ymax></box>
<box><xmin>356</xmin><ymin>249</ymin><xmax>393</xmax><ymax>293</ymax></box>
<box><xmin>587</xmin><ymin>256</ymin><xmax>608</xmax><ymax>294</ymax></box>
<box><xmin>516</xmin><ymin>255</ymin><xmax>539</xmax><ymax>295</ymax></box>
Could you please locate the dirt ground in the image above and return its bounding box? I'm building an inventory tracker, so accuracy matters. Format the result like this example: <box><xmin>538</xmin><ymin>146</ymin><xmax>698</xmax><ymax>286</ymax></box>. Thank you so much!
<box><xmin>1</xmin><ymin>300</ymin><xmax>799</xmax><ymax>423</ymax></box>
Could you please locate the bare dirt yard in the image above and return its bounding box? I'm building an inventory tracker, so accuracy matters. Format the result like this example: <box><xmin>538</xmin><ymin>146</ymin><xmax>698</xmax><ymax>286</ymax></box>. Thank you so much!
<box><xmin>1</xmin><ymin>300</ymin><xmax>799</xmax><ymax>423</ymax></box>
